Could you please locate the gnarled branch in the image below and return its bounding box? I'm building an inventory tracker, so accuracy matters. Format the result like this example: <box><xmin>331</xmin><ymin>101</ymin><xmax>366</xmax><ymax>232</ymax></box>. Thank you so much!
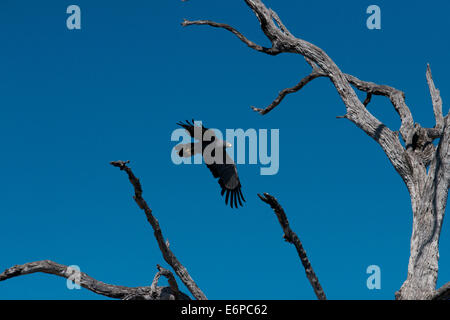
<box><xmin>151</xmin><ymin>264</ymin><xmax>180</xmax><ymax>296</ymax></box>
<box><xmin>110</xmin><ymin>160</ymin><xmax>207</xmax><ymax>300</ymax></box>
<box><xmin>251</xmin><ymin>69</ymin><xmax>325</xmax><ymax>115</ymax></box>
<box><xmin>182</xmin><ymin>19</ymin><xmax>280</xmax><ymax>55</ymax></box>
<box><xmin>0</xmin><ymin>260</ymin><xmax>189</xmax><ymax>300</ymax></box>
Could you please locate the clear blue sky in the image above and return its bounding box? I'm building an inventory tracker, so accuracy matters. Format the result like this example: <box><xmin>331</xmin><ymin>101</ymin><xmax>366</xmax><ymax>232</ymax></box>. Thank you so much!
<box><xmin>0</xmin><ymin>0</ymin><xmax>449</xmax><ymax>300</ymax></box>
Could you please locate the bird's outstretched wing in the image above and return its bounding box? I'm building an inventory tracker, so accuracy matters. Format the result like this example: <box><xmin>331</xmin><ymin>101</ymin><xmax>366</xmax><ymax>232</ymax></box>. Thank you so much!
<box><xmin>176</xmin><ymin>119</ymin><xmax>214</xmax><ymax>141</ymax></box>
<box><xmin>176</xmin><ymin>119</ymin><xmax>245</xmax><ymax>209</ymax></box>
<box><xmin>206</xmin><ymin>152</ymin><xmax>245</xmax><ymax>209</ymax></box>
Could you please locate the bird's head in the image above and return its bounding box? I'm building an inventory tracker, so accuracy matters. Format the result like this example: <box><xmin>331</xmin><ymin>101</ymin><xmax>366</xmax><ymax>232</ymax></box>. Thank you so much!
<box><xmin>213</xmin><ymin>139</ymin><xmax>232</xmax><ymax>149</ymax></box>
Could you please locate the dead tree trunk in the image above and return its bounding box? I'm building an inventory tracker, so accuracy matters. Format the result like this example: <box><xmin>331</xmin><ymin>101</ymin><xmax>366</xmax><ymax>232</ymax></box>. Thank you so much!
<box><xmin>182</xmin><ymin>0</ymin><xmax>450</xmax><ymax>300</ymax></box>
<box><xmin>397</xmin><ymin>112</ymin><xmax>449</xmax><ymax>299</ymax></box>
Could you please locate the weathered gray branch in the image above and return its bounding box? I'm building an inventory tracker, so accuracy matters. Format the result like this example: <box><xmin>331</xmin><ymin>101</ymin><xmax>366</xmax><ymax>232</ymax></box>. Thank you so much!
<box><xmin>426</xmin><ymin>64</ymin><xmax>444</xmax><ymax>133</ymax></box>
<box><xmin>0</xmin><ymin>260</ymin><xmax>189</xmax><ymax>300</ymax></box>
<box><xmin>362</xmin><ymin>93</ymin><xmax>373</xmax><ymax>107</ymax></box>
<box><xmin>251</xmin><ymin>67</ymin><xmax>411</xmax><ymax>132</ymax></box>
<box><xmin>152</xmin><ymin>264</ymin><xmax>180</xmax><ymax>294</ymax></box>
<box><xmin>181</xmin><ymin>19</ymin><xmax>280</xmax><ymax>55</ymax></box>
<box><xmin>258</xmin><ymin>193</ymin><xmax>326</xmax><ymax>300</ymax></box>
<box><xmin>110</xmin><ymin>160</ymin><xmax>207</xmax><ymax>300</ymax></box>
<box><xmin>343</xmin><ymin>73</ymin><xmax>414</xmax><ymax>143</ymax></box>
<box><xmin>251</xmin><ymin>69</ymin><xmax>325</xmax><ymax>115</ymax></box>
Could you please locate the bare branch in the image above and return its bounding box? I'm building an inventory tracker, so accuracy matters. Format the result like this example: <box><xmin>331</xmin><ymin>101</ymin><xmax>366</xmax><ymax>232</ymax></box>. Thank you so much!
<box><xmin>433</xmin><ymin>282</ymin><xmax>450</xmax><ymax>300</ymax></box>
<box><xmin>426</xmin><ymin>64</ymin><xmax>444</xmax><ymax>132</ymax></box>
<box><xmin>153</xmin><ymin>264</ymin><xmax>180</xmax><ymax>294</ymax></box>
<box><xmin>252</xmin><ymin>70</ymin><xmax>325</xmax><ymax>115</ymax></box>
<box><xmin>344</xmin><ymin>73</ymin><xmax>414</xmax><ymax>142</ymax></box>
<box><xmin>252</xmin><ymin>69</ymin><xmax>411</xmax><ymax>120</ymax></box>
<box><xmin>0</xmin><ymin>260</ymin><xmax>189</xmax><ymax>300</ymax></box>
<box><xmin>268</xmin><ymin>8</ymin><xmax>292</xmax><ymax>37</ymax></box>
<box><xmin>363</xmin><ymin>93</ymin><xmax>373</xmax><ymax>107</ymax></box>
<box><xmin>110</xmin><ymin>160</ymin><xmax>207</xmax><ymax>300</ymax></box>
<box><xmin>251</xmin><ymin>67</ymin><xmax>413</xmax><ymax>137</ymax></box>
<box><xmin>182</xmin><ymin>2</ymin><xmax>295</xmax><ymax>55</ymax></box>
<box><xmin>181</xmin><ymin>19</ymin><xmax>280</xmax><ymax>55</ymax></box>
<box><xmin>258</xmin><ymin>193</ymin><xmax>326</xmax><ymax>300</ymax></box>
<box><xmin>149</xmin><ymin>264</ymin><xmax>181</xmax><ymax>300</ymax></box>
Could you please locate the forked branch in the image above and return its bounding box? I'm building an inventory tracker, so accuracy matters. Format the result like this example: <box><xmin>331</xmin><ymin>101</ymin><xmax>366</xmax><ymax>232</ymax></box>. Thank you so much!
<box><xmin>110</xmin><ymin>160</ymin><xmax>207</xmax><ymax>300</ymax></box>
<box><xmin>0</xmin><ymin>260</ymin><xmax>189</xmax><ymax>300</ymax></box>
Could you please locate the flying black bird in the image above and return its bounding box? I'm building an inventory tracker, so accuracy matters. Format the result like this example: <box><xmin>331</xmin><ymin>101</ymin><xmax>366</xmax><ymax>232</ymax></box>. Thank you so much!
<box><xmin>175</xmin><ymin>120</ymin><xmax>245</xmax><ymax>208</ymax></box>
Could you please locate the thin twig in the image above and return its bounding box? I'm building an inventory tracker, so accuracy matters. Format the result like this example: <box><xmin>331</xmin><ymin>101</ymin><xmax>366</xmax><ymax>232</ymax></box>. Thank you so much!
<box><xmin>182</xmin><ymin>19</ymin><xmax>280</xmax><ymax>55</ymax></box>
<box><xmin>252</xmin><ymin>70</ymin><xmax>325</xmax><ymax>115</ymax></box>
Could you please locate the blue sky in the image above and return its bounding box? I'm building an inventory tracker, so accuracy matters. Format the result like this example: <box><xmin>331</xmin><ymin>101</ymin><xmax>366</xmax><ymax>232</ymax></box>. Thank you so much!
<box><xmin>0</xmin><ymin>0</ymin><xmax>449</xmax><ymax>300</ymax></box>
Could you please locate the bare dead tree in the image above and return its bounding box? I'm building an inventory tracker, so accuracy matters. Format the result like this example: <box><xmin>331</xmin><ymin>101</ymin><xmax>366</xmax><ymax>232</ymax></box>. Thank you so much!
<box><xmin>0</xmin><ymin>161</ymin><xmax>202</xmax><ymax>300</ymax></box>
<box><xmin>182</xmin><ymin>0</ymin><xmax>450</xmax><ymax>300</ymax></box>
